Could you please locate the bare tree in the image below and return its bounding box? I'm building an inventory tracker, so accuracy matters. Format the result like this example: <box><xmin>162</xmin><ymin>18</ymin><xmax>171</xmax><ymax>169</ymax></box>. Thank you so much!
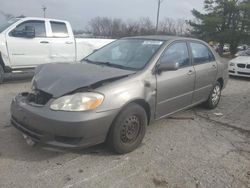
<box><xmin>138</xmin><ymin>17</ymin><xmax>155</xmax><ymax>35</ymax></box>
<box><xmin>87</xmin><ymin>17</ymin><xmax>113</xmax><ymax>37</ymax></box>
<box><xmin>158</xmin><ymin>18</ymin><xmax>190</xmax><ymax>36</ymax></box>
<box><xmin>124</xmin><ymin>20</ymin><xmax>140</xmax><ymax>36</ymax></box>
<box><xmin>86</xmin><ymin>16</ymin><xmax>190</xmax><ymax>38</ymax></box>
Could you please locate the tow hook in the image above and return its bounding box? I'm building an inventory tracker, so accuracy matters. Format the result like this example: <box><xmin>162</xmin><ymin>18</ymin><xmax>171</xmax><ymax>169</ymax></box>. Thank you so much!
<box><xmin>23</xmin><ymin>134</ymin><xmax>36</xmax><ymax>146</ymax></box>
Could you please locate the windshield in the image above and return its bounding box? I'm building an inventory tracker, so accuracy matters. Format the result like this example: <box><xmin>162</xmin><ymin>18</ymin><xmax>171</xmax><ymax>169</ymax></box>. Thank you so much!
<box><xmin>84</xmin><ymin>39</ymin><xmax>164</xmax><ymax>70</ymax></box>
<box><xmin>240</xmin><ymin>49</ymin><xmax>250</xmax><ymax>56</ymax></box>
<box><xmin>0</xmin><ymin>18</ymin><xmax>20</xmax><ymax>33</ymax></box>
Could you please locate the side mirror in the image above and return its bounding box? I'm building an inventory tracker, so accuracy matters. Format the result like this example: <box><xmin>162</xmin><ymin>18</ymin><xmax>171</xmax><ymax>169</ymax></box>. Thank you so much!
<box><xmin>157</xmin><ymin>60</ymin><xmax>180</xmax><ymax>73</ymax></box>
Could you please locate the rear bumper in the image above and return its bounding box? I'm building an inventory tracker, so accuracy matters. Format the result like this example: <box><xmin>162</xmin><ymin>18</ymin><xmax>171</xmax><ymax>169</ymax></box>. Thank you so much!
<box><xmin>11</xmin><ymin>93</ymin><xmax>119</xmax><ymax>148</ymax></box>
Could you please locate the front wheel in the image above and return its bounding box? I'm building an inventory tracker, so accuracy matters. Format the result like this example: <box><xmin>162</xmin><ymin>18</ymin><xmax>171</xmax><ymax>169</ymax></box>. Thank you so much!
<box><xmin>107</xmin><ymin>103</ymin><xmax>147</xmax><ymax>154</ymax></box>
<box><xmin>204</xmin><ymin>81</ymin><xmax>222</xmax><ymax>109</ymax></box>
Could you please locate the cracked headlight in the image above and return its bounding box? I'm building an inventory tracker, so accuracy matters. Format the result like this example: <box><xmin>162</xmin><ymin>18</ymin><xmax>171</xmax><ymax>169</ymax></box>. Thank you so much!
<box><xmin>50</xmin><ymin>92</ymin><xmax>104</xmax><ymax>112</ymax></box>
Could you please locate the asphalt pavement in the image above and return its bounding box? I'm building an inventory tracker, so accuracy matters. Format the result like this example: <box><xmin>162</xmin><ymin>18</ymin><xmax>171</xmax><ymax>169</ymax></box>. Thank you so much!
<box><xmin>0</xmin><ymin>75</ymin><xmax>249</xmax><ymax>188</ymax></box>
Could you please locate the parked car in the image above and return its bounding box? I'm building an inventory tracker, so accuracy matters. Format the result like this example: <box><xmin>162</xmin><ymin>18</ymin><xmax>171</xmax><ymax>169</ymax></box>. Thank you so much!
<box><xmin>235</xmin><ymin>47</ymin><xmax>249</xmax><ymax>57</ymax></box>
<box><xmin>11</xmin><ymin>36</ymin><xmax>228</xmax><ymax>154</ymax></box>
<box><xmin>0</xmin><ymin>17</ymin><xmax>113</xmax><ymax>83</ymax></box>
<box><xmin>229</xmin><ymin>48</ymin><xmax>250</xmax><ymax>77</ymax></box>
<box><xmin>237</xmin><ymin>45</ymin><xmax>248</xmax><ymax>52</ymax></box>
<box><xmin>223</xmin><ymin>44</ymin><xmax>230</xmax><ymax>52</ymax></box>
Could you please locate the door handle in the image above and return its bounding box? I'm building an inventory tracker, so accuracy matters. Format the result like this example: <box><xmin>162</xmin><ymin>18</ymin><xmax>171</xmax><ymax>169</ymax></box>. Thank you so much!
<box><xmin>187</xmin><ymin>70</ymin><xmax>194</xmax><ymax>75</ymax></box>
<box><xmin>65</xmin><ymin>41</ymin><xmax>73</xmax><ymax>44</ymax></box>
<box><xmin>40</xmin><ymin>41</ymin><xmax>49</xmax><ymax>44</ymax></box>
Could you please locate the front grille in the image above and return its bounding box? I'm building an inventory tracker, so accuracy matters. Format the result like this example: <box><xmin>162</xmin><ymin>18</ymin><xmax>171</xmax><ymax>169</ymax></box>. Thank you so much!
<box><xmin>237</xmin><ymin>64</ymin><xmax>246</xmax><ymax>68</ymax></box>
<box><xmin>247</xmin><ymin>65</ymin><xmax>250</xmax><ymax>69</ymax></box>
<box><xmin>27</xmin><ymin>90</ymin><xmax>52</xmax><ymax>105</ymax></box>
<box><xmin>238</xmin><ymin>71</ymin><xmax>250</xmax><ymax>75</ymax></box>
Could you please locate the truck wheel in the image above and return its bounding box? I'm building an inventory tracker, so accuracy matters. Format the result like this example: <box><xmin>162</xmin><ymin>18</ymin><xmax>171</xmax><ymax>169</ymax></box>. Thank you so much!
<box><xmin>107</xmin><ymin>103</ymin><xmax>147</xmax><ymax>154</ymax></box>
<box><xmin>204</xmin><ymin>81</ymin><xmax>222</xmax><ymax>109</ymax></box>
<box><xmin>0</xmin><ymin>65</ymin><xmax>4</xmax><ymax>84</ymax></box>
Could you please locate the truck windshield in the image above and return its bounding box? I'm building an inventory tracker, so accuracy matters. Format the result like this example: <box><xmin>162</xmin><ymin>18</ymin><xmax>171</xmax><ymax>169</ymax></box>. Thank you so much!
<box><xmin>0</xmin><ymin>18</ymin><xmax>20</xmax><ymax>33</ymax></box>
<box><xmin>84</xmin><ymin>39</ymin><xmax>164</xmax><ymax>70</ymax></box>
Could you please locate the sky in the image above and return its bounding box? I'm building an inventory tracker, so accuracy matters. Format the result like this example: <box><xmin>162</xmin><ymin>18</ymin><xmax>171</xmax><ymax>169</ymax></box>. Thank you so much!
<box><xmin>0</xmin><ymin>0</ymin><xmax>204</xmax><ymax>30</ymax></box>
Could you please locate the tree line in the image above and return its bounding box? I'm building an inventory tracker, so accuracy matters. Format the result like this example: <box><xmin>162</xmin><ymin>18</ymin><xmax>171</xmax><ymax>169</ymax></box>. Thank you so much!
<box><xmin>84</xmin><ymin>17</ymin><xmax>190</xmax><ymax>38</ymax></box>
<box><xmin>84</xmin><ymin>0</ymin><xmax>250</xmax><ymax>55</ymax></box>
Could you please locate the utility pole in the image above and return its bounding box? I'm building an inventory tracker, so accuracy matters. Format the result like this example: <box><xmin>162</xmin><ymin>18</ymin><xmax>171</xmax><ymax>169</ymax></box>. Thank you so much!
<box><xmin>156</xmin><ymin>0</ymin><xmax>164</xmax><ymax>33</ymax></box>
<box><xmin>42</xmin><ymin>6</ymin><xmax>47</xmax><ymax>18</ymax></box>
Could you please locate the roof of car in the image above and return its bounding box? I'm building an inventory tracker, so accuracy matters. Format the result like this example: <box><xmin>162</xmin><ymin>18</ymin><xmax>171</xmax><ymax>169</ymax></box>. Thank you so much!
<box><xmin>123</xmin><ymin>35</ymin><xmax>203</xmax><ymax>42</ymax></box>
<box><xmin>16</xmin><ymin>17</ymin><xmax>69</xmax><ymax>23</ymax></box>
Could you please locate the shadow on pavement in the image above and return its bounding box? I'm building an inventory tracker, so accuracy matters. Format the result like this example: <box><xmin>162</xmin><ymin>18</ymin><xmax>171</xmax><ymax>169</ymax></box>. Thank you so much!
<box><xmin>0</xmin><ymin>127</ymin><xmax>114</xmax><ymax>163</ymax></box>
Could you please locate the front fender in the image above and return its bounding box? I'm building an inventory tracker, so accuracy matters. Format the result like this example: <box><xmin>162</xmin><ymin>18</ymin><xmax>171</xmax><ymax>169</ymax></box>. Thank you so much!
<box><xmin>95</xmin><ymin>73</ymin><xmax>156</xmax><ymax>116</ymax></box>
<box><xmin>0</xmin><ymin>34</ymin><xmax>11</xmax><ymax>68</ymax></box>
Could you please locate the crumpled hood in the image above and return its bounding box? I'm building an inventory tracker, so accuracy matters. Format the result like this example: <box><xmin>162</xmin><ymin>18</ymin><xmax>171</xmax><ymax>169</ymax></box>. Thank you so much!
<box><xmin>33</xmin><ymin>62</ymin><xmax>135</xmax><ymax>97</ymax></box>
<box><xmin>231</xmin><ymin>56</ymin><xmax>250</xmax><ymax>64</ymax></box>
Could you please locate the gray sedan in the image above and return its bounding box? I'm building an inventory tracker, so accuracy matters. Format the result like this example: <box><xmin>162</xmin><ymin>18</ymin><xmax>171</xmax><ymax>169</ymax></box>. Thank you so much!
<box><xmin>11</xmin><ymin>36</ymin><xmax>228</xmax><ymax>154</ymax></box>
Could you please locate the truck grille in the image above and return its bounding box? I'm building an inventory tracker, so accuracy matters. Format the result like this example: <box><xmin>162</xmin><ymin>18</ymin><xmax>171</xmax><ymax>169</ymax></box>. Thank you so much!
<box><xmin>27</xmin><ymin>90</ymin><xmax>52</xmax><ymax>105</ymax></box>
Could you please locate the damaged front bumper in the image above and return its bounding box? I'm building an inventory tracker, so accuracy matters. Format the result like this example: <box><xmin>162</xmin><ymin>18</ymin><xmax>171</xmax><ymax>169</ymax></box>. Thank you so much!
<box><xmin>10</xmin><ymin>92</ymin><xmax>119</xmax><ymax>148</ymax></box>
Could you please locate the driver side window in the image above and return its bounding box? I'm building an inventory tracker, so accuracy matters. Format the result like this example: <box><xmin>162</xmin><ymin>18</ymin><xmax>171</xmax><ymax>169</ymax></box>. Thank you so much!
<box><xmin>161</xmin><ymin>42</ymin><xmax>190</xmax><ymax>68</ymax></box>
<box><xmin>10</xmin><ymin>20</ymin><xmax>46</xmax><ymax>38</ymax></box>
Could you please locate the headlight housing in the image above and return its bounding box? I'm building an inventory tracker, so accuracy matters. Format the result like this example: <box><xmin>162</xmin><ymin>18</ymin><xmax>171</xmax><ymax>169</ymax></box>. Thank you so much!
<box><xmin>50</xmin><ymin>92</ymin><xmax>104</xmax><ymax>112</ymax></box>
<box><xmin>229</xmin><ymin>62</ymin><xmax>235</xmax><ymax>66</ymax></box>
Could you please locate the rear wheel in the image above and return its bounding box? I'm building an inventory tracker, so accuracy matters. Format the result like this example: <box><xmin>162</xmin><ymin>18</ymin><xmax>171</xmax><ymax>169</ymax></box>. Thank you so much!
<box><xmin>107</xmin><ymin>103</ymin><xmax>147</xmax><ymax>154</ymax></box>
<box><xmin>204</xmin><ymin>81</ymin><xmax>222</xmax><ymax>109</ymax></box>
<box><xmin>0</xmin><ymin>65</ymin><xmax>4</xmax><ymax>84</ymax></box>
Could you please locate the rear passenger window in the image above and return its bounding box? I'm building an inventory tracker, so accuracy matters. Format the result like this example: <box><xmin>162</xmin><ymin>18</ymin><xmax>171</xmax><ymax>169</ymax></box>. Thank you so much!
<box><xmin>161</xmin><ymin>42</ymin><xmax>190</xmax><ymax>68</ymax></box>
<box><xmin>50</xmin><ymin>21</ymin><xmax>69</xmax><ymax>37</ymax></box>
<box><xmin>190</xmin><ymin>42</ymin><xmax>215</xmax><ymax>64</ymax></box>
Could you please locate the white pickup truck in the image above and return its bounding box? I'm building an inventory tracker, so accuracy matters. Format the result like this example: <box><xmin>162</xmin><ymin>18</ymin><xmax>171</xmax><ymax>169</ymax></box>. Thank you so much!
<box><xmin>0</xmin><ymin>17</ymin><xmax>114</xmax><ymax>82</ymax></box>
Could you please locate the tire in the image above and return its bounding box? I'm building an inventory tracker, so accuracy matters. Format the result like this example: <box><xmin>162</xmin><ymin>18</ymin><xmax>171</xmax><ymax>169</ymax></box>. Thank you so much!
<box><xmin>0</xmin><ymin>65</ymin><xmax>4</xmax><ymax>84</ymax></box>
<box><xmin>204</xmin><ymin>81</ymin><xmax>222</xmax><ymax>109</ymax></box>
<box><xmin>107</xmin><ymin>103</ymin><xmax>147</xmax><ymax>154</ymax></box>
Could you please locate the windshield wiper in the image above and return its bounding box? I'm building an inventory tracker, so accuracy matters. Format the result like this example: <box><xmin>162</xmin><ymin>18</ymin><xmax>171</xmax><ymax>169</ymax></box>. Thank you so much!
<box><xmin>84</xmin><ymin>58</ymin><xmax>96</xmax><ymax>64</ymax></box>
<box><xmin>84</xmin><ymin>59</ymin><xmax>110</xmax><ymax>66</ymax></box>
<box><xmin>84</xmin><ymin>59</ymin><xmax>137</xmax><ymax>71</ymax></box>
<box><xmin>84</xmin><ymin>59</ymin><xmax>112</xmax><ymax>66</ymax></box>
<box><xmin>98</xmin><ymin>61</ymin><xmax>137</xmax><ymax>71</ymax></box>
